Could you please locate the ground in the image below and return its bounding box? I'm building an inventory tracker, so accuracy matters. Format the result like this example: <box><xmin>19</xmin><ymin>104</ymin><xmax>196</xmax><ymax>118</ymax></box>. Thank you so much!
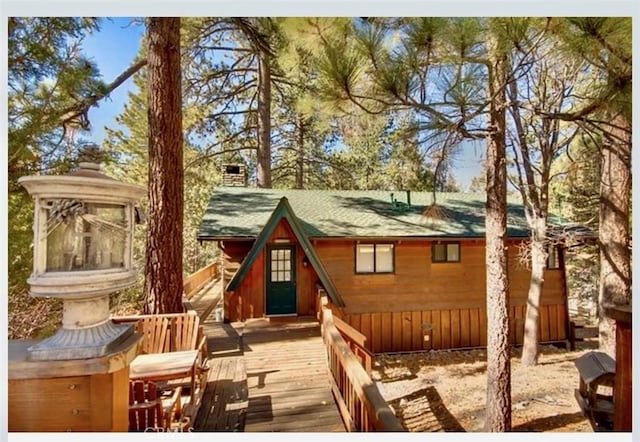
<box><xmin>372</xmin><ymin>341</ymin><xmax>600</xmax><ymax>432</ymax></box>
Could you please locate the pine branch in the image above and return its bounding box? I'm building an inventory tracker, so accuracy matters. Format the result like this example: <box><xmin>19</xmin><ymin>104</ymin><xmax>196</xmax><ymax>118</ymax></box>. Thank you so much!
<box><xmin>58</xmin><ymin>58</ymin><xmax>148</xmax><ymax>128</ymax></box>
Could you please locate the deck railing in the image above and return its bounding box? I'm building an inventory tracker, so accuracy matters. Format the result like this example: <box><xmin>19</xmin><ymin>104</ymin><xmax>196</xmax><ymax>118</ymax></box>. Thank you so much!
<box><xmin>317</xmin><ymin>291</ymin><xmax>405</xmax><ymax>432</ymax></box>
<box><xmin>183</xmin><ymin>262</ymin><xmax>220</xmax><ymax>300</ymax></box>
<box><xmin>332</xmin><ymin>315</ymin><xmax>374</xmax><ymax>375</ymax></box>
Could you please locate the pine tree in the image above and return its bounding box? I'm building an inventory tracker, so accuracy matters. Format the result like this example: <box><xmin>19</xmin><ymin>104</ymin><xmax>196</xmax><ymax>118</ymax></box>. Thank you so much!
<box><xmin>144</xmin><ymin>17</ymin><xmax>184</xmax><ymax>314</ymax></box>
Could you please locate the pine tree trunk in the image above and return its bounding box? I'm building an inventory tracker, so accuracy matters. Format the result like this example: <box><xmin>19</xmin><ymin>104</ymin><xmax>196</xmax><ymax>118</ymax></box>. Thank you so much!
<box><xmin>256</xmin><ymin>51</ymin><xmax>272</xmax><ymax>188</ymax></box>
<box><xmin>521</xmin><ymin>218</ymin><xmax>547</xmax><ymax>366</ymax></box>
<box><xmin>484</xmin><ymin>33</ymin><xmax>511</xmax><ymax>432</ymax></box>
<box><xmin>295</xmin><ymin>115</ymin><xmax>305</xmax><ymax>189</ymax></box>
<box><xmin>598</xmin><ymin>111</ymin><xmax>631</xmax><ymax>357</ymax></box>
<box><xmin>144</xmin><ymin>17</ymin><xmax>184</xmax><ymax>314</ymax></box>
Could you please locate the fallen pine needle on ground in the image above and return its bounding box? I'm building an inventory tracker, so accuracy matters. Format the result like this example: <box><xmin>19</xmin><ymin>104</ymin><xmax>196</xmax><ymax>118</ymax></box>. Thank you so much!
<box><xmin>372</xmin><ymin>342</ymin><xmax>597</xmax><ymax>432</ymax></box>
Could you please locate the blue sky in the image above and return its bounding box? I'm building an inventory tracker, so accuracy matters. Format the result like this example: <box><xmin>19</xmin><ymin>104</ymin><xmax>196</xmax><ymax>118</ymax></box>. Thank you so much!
<box><xmin>81</xmin><ymin>17</ymin><xmax>144</xmax><ymax>144</ymax></box>
<box><xmin>81</xmin><ymin>17</ymin><xmax>484</xmax><ymax>189</ymax></box>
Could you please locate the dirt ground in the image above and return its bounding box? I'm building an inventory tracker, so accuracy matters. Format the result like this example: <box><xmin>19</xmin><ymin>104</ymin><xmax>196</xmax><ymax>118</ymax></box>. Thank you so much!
<box><xmin>372</xmin><ymin>340</ymin><xmax>601</xmax><ymax>432</ymax></box>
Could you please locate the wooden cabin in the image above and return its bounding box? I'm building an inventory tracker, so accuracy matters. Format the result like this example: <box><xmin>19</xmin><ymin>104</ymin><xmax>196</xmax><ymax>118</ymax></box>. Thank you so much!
<box><xmin>198</xmin><ymin>178</ymin><xmax>575</xmax><ymax>354</ymax></box>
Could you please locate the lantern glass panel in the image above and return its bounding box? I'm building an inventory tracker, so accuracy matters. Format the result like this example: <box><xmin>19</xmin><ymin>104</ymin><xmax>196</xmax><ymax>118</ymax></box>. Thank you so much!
<box><xmin>46</xmin><ymin>202</ymin><xmax>127</xmax><ymax>272</ymax></box>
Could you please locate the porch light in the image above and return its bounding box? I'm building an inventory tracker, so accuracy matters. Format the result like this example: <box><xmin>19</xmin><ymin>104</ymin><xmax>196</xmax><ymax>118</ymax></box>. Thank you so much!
<box><xmin>18</xmin><ymin>146</ymin><xmax>146</xmax><ymax>361</ymax></box>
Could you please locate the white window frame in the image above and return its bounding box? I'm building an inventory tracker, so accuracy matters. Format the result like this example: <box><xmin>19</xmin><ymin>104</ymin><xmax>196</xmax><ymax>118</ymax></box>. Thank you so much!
<box><xmin>355</xmin><ymin>243</ymin><xmax>395</xmax><ymax>274</ymax></box>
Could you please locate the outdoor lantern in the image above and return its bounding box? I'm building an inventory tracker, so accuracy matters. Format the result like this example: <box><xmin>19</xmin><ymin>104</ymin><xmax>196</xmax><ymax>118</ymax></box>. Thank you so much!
<box><xmin>18</xmin><ymin>147</ymin><xmax>146</xmax><ymax>361</ymax></box>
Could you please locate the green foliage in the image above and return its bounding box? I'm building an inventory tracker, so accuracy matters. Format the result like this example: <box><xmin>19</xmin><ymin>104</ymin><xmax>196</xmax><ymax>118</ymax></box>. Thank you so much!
<box><xmin>8</xmin><ymin>18</ymin><xmax>103</xmax><ymax>186</ymax></box>
<box><xmin>8</xmin><ymin>17</ymin><xmax>104</xmax><ymax>338</ymax></box>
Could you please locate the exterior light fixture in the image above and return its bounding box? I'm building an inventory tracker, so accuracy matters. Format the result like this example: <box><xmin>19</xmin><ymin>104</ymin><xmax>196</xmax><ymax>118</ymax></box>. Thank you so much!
<box><xmin>18</xmin><ymin>146</ymin><xmax>146</xmax><ymax>361</ymax></box>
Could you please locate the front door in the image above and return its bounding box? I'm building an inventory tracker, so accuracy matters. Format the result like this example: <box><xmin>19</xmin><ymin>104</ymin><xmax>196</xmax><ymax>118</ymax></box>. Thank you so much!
<box><xmin>266</xmin><ymin>245</ymin><xmax>296</xmax><ymax>315</ymax></box>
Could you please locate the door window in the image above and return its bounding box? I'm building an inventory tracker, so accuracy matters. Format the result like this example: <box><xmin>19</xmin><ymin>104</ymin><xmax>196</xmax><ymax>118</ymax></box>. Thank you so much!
<box><xmin>270</xmin><ymin>248</ymin><xmax>292</xmax><ymax>282</ymax></box>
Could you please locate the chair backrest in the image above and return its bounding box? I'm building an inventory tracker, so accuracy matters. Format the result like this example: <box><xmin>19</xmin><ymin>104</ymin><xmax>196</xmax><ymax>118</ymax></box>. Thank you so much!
<box><xmin>128</xmin><ymin>381</ymin><xmax>163</xmax><ymax>432</ymax></box>
<box><xmin>168</xmin><ymin>312</ymin><xmax>200</xmax><ymax>352</ymax></box>
<box><xmin>136</xmin><ymin>316</ymin><xmax>170</xmax><ymax>354</ymax></box>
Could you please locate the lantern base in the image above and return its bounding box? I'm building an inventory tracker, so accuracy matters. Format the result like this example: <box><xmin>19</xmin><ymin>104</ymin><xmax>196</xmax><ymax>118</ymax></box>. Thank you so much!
<box><xmin>27</xmin><ymin>321</ymin><xmax>135</xmax><ymax>361</ymax></box>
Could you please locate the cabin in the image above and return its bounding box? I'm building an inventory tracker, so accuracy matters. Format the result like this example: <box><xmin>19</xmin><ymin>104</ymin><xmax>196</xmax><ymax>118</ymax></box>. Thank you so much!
<box><xmin>197</xmin><ymin>166</ymin><xmax>573</xmax><ymax>354</ymax></box>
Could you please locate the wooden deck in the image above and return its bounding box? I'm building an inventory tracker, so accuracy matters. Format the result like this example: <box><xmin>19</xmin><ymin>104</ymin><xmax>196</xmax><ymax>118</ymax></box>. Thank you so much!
<box><xmin>194</xmin><ymin>317</ymin><xmax>345</xmax><ymax>432</ymax></box>
<box><xmin>184</xmin><ymin>276</ymin><xmax>223</xmax><ymax>322</ymax></box>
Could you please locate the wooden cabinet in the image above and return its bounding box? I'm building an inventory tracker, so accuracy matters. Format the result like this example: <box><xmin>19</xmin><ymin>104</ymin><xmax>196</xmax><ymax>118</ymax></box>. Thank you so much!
<box><xmin>8</xmin><ymin>334</ymin><xmax>140</xmax><ymax>432</ymax></box>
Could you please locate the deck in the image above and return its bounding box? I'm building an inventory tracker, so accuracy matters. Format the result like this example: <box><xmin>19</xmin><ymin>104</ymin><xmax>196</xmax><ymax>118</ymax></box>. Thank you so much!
<box><xmin>194</xmin><ymin>317</ymin><xmax>345</xmax><ymax>432</ymax></box>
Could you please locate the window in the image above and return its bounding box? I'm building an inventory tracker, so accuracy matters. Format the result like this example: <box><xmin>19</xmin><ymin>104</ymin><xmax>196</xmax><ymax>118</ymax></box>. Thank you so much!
<box><xmin>547</xmin><ymin>245</ymin><xmax>560</xmax><ymax>269</ymax></box>
<box><xmin>432</xmin><ymin>242</ymin><xmax>460</xmax><ymax>263</ymax></box>
<box><xmin>356</xmin><ymin>243</ymin><xmax>394</xmax><ymax>273</ymax></box>
<box><xmin>270</xmin><ymin>248</ymin><xmax>292</xmax><ymax>282</ymax></box>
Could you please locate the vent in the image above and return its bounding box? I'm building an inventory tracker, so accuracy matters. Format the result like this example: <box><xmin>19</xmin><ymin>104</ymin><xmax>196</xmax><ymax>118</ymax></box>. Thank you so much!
<box><xmin>222</xmin><ymin>164</ymin><xmax>247</xmax><ymax>187</ymax></box>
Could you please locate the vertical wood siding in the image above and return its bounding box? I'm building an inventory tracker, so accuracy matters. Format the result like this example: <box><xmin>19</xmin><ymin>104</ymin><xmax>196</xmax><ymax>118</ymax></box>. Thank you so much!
<box><xmin>343</xmin><ymin>304</ymin><xmax>567</xmax><ymax>353</ymax></box>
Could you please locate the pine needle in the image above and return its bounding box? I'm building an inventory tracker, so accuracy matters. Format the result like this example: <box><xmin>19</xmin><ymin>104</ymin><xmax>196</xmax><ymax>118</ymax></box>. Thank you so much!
<box><xmin>421</xmin><ymin>203</ymin><xmax>451</xmax><ymax>224</ymax></box>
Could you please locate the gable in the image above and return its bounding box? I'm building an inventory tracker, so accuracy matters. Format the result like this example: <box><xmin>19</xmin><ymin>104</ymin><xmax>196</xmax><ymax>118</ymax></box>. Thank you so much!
<box><xmin>226</xmin><ymin>197</ymin><xmax>345</xmax><ymax>307</ymax></box>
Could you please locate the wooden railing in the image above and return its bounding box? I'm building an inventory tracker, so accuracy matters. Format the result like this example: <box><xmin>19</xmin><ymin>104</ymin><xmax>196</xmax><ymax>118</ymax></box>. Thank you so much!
<box><xmin>333</xmin><ymin>315</ymin><xmax>374</xmax><ymax>375</ymax></box>
<box><xmin>317</xmin><ymin>292</ymin><xmax>405</xmax><ymax>432</ymax></box>
<box><xmin>183</xmin><ymin>262</ymin><xmax>220</xmax><ymax>300</ymax></box>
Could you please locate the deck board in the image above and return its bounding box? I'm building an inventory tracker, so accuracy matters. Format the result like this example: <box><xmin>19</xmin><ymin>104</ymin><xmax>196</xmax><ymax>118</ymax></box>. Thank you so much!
<box><xmin>193</xmin><ymin>317</ymin><xmax>345</xmax><ymax>432</ymax></box>
<box><xmin>242</xmin><ymin>318</ymin><xmax>345</xmax><ymax>432</ymax></box>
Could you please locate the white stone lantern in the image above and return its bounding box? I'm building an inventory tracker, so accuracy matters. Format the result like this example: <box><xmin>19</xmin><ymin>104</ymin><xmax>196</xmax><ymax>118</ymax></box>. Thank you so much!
<box><xmin>18</xmin><ymin>152</ymin><xmax>146</xmax><ymax>361</ymax></box>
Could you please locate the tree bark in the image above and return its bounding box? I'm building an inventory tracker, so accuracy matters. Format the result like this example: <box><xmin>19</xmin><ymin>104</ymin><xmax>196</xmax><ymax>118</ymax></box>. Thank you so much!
<box><xmin>144</xmin><ymin>17</ymin><xmax>184</xmax><ymax>314</ymax></box>
<box><xmin>484</xmin><ymin>32</ymin><xmax>511</xmax><ymax>432</ymax></box>
<box><xmin>598</xmin><ymin>111</ymin><xmax>631</xmax><ymax>357</ymax></box>
<box><xmin>256</xmin><ymin>51</ymin><xmax>272</xmax><ymax>188</ymax></box>
<box><xmin>521</xmin><ymin>217</ymin><xmax>547</xmax><ymax>366</ymax></box>
<box><xmin>295</xmin><ymin>115</ymin><xmax>305</xmax><ymax>189</ymax></box>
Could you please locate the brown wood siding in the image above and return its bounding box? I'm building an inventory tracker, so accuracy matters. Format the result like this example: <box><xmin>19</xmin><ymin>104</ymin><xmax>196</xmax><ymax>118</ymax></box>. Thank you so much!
<box><xmin>314</xmin><ymin>239</ymin><xmax>565</xmax><ymax>314</ymax></box>
<box><xmin>315</xmin><ymin>239</ymin><xmax>568</xmax><ymax>353</ymax></box>
<box><xmin>224</xmin><ymin>236</ymin><xmax>567</xmax><ymax>351</ymax></box>
<box><xmin>223</xmin><ymin>220</ymin><xmax>318</xmax><ymax>322</ymax></box>
<box><xmin>344</xmin><ymin>303</ymin><xmax>567</xmax><ymax>353</ymax></box>
<box><xmin>222</xmin><ymin>240</ymin><xmax>253</xmax><ymax>322</ymax></box>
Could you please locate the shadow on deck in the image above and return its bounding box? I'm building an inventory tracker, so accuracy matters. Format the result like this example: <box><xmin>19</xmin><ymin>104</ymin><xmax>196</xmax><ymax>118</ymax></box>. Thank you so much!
<box><xmin>193</xmin><ymin>317</ymin><xmax>345</xmax><ymax>432</ymax></box>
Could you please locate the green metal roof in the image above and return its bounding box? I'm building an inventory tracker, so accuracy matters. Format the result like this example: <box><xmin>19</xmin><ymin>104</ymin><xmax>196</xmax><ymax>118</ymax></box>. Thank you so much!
<box><xmin>198</xmin><ymin>187</ymin><xmax>533</xmax><ymax>239</ymax></box>
<box><xmin>226</xmin><ymin>197</ymin><xmax>345</xmax><ymax>307</ymax></box>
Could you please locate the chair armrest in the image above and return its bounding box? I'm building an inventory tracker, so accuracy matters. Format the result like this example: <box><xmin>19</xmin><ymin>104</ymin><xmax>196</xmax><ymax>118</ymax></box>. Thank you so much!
<box><xmin>196</xmin><ymin>332</ymin><xmax>209</xmax><ymax>370</ymax></box>
<box><xmin>160</xmin><ymin>386</ymin><xmax>182</xmax><ymax>428</ymax></box>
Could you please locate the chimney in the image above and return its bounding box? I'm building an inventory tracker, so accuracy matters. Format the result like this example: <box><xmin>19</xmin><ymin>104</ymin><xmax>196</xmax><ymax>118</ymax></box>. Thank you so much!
<box><xmin>222</xmin><ymin>164</ymin><xmax>247</xmax><ymax>187</ymax></box>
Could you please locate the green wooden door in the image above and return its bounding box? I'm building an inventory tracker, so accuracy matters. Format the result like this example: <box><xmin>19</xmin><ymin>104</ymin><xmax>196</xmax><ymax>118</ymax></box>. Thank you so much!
<box><xmin>266</xmin><ymin>245</ymin><xmax>296</xmax><ymax>315</ymax></box>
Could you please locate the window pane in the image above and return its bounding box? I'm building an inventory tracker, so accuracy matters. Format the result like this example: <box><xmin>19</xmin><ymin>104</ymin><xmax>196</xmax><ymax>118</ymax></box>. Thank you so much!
<box><xmin>284</xmin><ymin>250</ymin><xmax>290</xmax><ymax>260</ymax></box>
<box><xmin>447</xmin><ymin>244</ymin><xmax>459</xmax><ymax>262</ymax></box>
<box><xmin>271</xmin><ymin>250</ymin><xmax>277</xmax><ymax>260</ymax></box>
<box><xmin>284</xmin><ymin>271</ymin><xmax>291</xmax><ymax>281</ymax></box>
<box><xmin>433</xmin><ymin>244</ymin><xmax>446</xmax><ymax>262</ymax></box>
<box><xmin>284</xmin><ymin>260</ymin><xmax>291</xmax><ymax>270</ymax></box>
<box><xmin>376</xmin><ymin>244</ymin><xmax>394</xmax><ymax>272</ymax></box>
<box><xmin>356</xmin><ymin>245</ymin><xmax>374</xmax><ymax>273</ymax></box>
<box><xmin>271</xmin><ymin>271</ymin><xmax>278</xmax><ymax>282</ymax></box>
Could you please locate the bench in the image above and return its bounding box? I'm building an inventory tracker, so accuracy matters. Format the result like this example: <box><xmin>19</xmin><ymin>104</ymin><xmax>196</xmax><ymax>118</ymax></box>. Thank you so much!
<box><xmin>574</xmin><ymin>351</ymin><xmax>615</xmax><ymax>431</ymax></box>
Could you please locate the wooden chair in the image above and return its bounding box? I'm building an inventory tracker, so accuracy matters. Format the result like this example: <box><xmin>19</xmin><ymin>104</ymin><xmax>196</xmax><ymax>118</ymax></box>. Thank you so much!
<box><xmin>114</xmin><ymin>312</ymin><xmax>210</xmax><ymax>418</ymax></box>
<box><xmin>136</xmin><ymin>316</ymin><xmax>170</xmax><ymax>354</ymax></box>
<box><xmin>163</xmin><ymin>313</ymin><xmax>210</xmax><ymax>412</ymax></box>
<box><xmin>128</xmin><ymin>380</ymin><xmax>183</xmax><ymax>432</ymax></box>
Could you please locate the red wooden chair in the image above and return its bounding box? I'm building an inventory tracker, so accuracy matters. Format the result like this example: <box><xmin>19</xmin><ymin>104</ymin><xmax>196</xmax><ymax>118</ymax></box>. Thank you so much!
<box><xmin>128</xmin><ymin>380</ymin><xmax>183</xmax><ymax>432</ymax></box>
